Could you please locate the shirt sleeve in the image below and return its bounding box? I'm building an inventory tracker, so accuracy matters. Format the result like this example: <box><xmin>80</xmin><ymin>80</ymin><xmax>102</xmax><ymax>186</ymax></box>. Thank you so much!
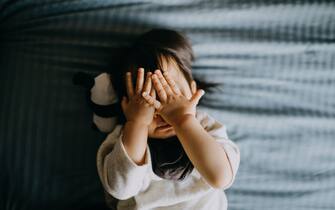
<box><xmin>96</xmin><ymin>125</ymin><xmax>152</xmax><ymax>200</ymax></box>
<box><xmin>205</xmin><ymin>116</ymin><xmax>241</xmax><ymax>190</ymax></box>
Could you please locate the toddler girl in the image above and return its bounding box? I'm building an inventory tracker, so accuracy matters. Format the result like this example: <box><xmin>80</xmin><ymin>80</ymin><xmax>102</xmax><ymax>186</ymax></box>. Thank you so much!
<box><xmin>96</xmin><ymin>29</ymin><xmax>240</xmax><ymax>210</ymax></box>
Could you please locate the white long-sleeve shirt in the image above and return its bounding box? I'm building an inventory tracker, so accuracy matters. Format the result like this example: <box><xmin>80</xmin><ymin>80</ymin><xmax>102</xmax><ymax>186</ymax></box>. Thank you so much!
<box><xmin>96</xmin><ymin>109</ymin><xmax>240</xmax><ymax>210</ymax></box>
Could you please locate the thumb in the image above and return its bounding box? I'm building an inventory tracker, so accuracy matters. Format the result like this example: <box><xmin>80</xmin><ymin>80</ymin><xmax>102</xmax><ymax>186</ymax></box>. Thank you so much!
<box><xmin>121</xmin><ymin>96</ymin><xmax>128</xmax><ymax>112</ymax></box>
<box><xmin>190</xmin><ymin>89</ymin><xmax>205</xmax><ymax>105</ymax></box>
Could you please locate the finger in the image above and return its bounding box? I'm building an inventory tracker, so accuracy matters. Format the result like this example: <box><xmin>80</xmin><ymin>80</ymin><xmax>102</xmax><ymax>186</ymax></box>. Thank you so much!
<box><xmin>126</xmin><ymin>72</ymin><xmax>134</xmax><ymax>97</ymax></box>
<box><xmin>155</xmin><ymin>70</ymin><xmax>174</xmax><ymax>96</ymax></box>
<box><xmin>142</xmin><ymin>92</ymin><xmax>161</xmax><ymax>110</ymax></box>
<box><xmin>121</xmin><ymin>96</ymin><xmax>128</xmax><ymax>113</ymax></box>
<box><xmin>135</xmin><ymin>68</ymin><xmax>145</xmax><ymax>94</ymax></box>
<box><xmin>150</xmin><ymin>85</ymin><xmax>156</xmax><ymax>99</ymax></box>
<box><xmin>190</xmin><ymin>89</ymin><xmax>205</xmax><ymax>105</ymax></box>
<box><xmin>191</xmin><ymin>80</ymin><xmax>197</xmax><ymax>95</ymax></box>
<box><xmin>162</xmin><ymin>71</ymin><xmax>182</xmax><ymax>95</ymax></box>
<box><xmin>152</xmin><ymin>73</ymin><xmax>167</xmax><ymax>102</ymax></box>
<box><xmin>142</xmin><ymin>72</ymin><xmax>152</xmax><ymax>93</ymax></box>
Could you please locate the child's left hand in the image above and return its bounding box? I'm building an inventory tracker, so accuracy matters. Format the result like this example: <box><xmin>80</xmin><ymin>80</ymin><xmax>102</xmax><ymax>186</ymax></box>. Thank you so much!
<box><xmin>141</xmin><ymin>69</ymin><xmax>205</xmax><ymax>127</ymax></box>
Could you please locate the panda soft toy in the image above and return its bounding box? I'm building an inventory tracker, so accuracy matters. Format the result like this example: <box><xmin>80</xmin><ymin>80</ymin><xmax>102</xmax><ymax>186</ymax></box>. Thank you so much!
<box><xmin>72</xmin><ymin>71</ymin><xmax>121</xmax><ymax>134</ymax></box>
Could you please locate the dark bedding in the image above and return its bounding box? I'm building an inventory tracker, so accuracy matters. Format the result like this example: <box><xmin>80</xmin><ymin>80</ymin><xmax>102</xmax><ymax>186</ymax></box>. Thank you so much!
<box><xmin>1</xmin><ymin>0</ymin><xmax>334</xmax><ymax>210</ymax></box>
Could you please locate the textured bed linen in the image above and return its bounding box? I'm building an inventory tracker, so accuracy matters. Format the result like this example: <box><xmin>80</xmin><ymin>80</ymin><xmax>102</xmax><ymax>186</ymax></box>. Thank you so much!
<box><xmin>1</xmin><ymin>0</ymin><xmax>334</xmax><ymax>210</ymax></box>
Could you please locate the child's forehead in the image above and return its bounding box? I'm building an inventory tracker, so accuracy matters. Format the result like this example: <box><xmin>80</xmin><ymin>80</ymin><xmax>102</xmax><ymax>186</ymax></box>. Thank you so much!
<box><xmin>159</xmin><ymin>56</ymin><xmax>192</xmax><ymax>95</ymax></box>
<box><xmin>159</xmin><ymin>56</ymin><xmax>183</xmax><ymax>79</ymax></box>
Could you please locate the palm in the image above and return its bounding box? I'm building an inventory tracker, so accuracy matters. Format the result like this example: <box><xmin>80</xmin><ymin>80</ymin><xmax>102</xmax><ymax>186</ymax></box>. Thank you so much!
<box><xmin>121</xmin><ymin>68</ymin><xmax>157</xmax><ymax>126</ymax></box>
<box><xmin>141</xmin><ymin>69</ymin><xmax>204</xmax><ymax>126</ymax></box>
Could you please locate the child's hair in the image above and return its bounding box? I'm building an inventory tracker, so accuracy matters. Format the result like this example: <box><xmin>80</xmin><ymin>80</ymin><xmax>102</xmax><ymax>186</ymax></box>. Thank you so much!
<box><xmin>109</xmin><ymin>28</ymin><xmax>220</xmax><ymax>125</ymax></box>
<box><xmin>107</xmin><ymin>28</ymin><xmax>222</xmax><ymax>180</ymax></box>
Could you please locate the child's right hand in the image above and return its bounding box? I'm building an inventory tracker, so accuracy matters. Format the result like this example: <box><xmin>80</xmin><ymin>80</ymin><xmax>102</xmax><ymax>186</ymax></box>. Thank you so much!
<box><xmin>142</xmin><ymin>69</ymin><xmax>204</xmax><ymax>127</ymax></box>
<box><xmin>121</xmin><ymin>68</ymin><xmax>157</xmax><ymax>126</ymax></box>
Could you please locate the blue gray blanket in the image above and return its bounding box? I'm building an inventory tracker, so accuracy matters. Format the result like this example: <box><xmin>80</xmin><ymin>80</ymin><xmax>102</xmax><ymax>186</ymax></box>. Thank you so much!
<box><xmin>1</xmin><ymin>1</ymin><xmax>334</xmax><ymax>209</ymax></box>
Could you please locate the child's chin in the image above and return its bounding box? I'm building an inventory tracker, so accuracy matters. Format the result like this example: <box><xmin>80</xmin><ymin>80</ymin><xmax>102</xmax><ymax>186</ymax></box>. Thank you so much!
<box><xmin>150</xmin><ymin>128</ymin><xmax>175</xmax><ymax>139</ymax></box>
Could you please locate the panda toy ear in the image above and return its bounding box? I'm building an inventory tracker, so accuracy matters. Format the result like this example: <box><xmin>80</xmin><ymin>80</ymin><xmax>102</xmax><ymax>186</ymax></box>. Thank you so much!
<box><xmin>73</xmin><ymin>72</ymin><xmax>120</xmax><ymax>134</ymax></box>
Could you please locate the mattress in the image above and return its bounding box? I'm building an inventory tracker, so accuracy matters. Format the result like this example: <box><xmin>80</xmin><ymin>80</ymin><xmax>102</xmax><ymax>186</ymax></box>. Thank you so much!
<box><xmin>1</xmin><ymin>0</ymin><xmax>334</xmax><ymax>210</ymax></box>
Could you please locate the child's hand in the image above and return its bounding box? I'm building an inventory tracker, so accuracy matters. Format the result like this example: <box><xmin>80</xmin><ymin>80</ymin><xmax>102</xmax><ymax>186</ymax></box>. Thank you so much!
<box><xmin>121</xmin><ymin>68</ymin><xmax>156</xmax><ymax>126</ymax></box>
<box><xmin>141</xmin><ymin>69</ymin><xmax>205</xmax><ymax>127</ymax></box>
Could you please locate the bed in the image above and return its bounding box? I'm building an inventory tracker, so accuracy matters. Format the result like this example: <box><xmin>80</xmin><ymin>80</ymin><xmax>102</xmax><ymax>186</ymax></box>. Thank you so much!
<box><xmin>1</xmin><ymin>0</ymin><xmax>334</xmax><ymax>209</ymax></box>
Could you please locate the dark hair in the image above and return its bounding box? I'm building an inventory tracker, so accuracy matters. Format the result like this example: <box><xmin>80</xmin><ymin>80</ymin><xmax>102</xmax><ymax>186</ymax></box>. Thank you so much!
<box><xmin>109</xmin><ymin>28</ymin><xmax>220</xmax><ymax>124</ymax></box>
<box><xmin>108</xmin><ymin>29</ymin><xmax>221</xmax><ymax>181</ymax></box>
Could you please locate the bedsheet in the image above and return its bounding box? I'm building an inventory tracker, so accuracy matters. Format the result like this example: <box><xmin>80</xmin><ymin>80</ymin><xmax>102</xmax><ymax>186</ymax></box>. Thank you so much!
<box><xmin>1</xmin><ymin>0</ymin><xmax>334</xmax><ymax>210</ymax></box>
